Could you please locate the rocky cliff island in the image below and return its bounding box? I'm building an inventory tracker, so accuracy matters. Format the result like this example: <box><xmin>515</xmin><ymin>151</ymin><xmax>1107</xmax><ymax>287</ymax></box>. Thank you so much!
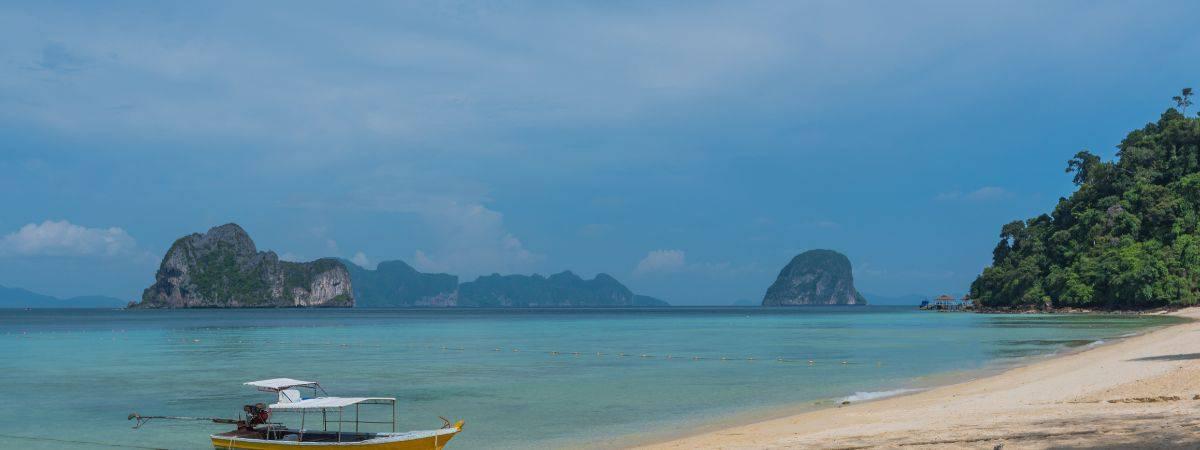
<box><xmin>762</xmin><ymin>249</ymin><xmax>866</xmax><ymax>306</ymax></box>
<box><xmin>134</xmin><ymin>224</ymin><xmax>354</xmax><ymax>308</ymax></box>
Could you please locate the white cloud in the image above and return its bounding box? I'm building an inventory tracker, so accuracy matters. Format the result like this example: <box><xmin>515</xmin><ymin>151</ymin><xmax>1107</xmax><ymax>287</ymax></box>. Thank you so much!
<box><xmin>350</xmin><ymin>251</ymin><xmax>370</xmax><ymax>268</ymax></box>
<box><xmin>634</xmin><ymin>249</ymin><xmax>687</xmax><ymax>275</ymax></box>
<box><xmin>0</xmin><ymin>220</ymin><xmax>135</xmax><ymax>257</ymax></box>
<box><xmin>409</xmin><ymin>200</ymin><xmax>543</xmax><ymax>277</ymax></box>
<box><xmin>936</xmin><ymin>186</ymin><xmax>1012</xmax><ymax>202</ymax></box>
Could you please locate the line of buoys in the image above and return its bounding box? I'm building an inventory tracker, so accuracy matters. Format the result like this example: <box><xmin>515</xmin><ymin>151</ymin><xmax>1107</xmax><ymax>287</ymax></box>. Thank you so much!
<box><xmin>28</xmin><ymin>332</ymin><xmax>877</xmax><ymax>369</ymax></box>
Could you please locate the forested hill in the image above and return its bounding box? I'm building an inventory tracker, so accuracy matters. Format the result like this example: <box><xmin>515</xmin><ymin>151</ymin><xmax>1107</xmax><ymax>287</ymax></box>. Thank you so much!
<box><xmin>972</xmin><ymin>92</ymin><xmax>1200</xmax><ymax>310</ymax></box>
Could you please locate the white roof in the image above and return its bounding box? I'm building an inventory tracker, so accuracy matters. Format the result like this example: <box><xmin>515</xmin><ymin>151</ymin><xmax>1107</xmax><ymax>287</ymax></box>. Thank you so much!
<box><xmin>244</xmin><ymin>378</ymin><xmax>319</xmax><ymax>391</ymax></box>
<box><xmin>269</xmin><ymin>396</ymin><xmax>395</xmax><ymax>411</ymax></box>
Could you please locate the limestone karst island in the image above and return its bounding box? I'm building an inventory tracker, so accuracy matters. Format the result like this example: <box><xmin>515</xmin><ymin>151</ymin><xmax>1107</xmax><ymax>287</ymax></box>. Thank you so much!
<box><xmin>7</xmin><ymin>3</ymin><xmax>1200</xmax><ymax>449</ymax></box>
<box><xmin>762</xmin><ymin>249</ymin><xmax>867</xmax><ymax>306</ymax></box>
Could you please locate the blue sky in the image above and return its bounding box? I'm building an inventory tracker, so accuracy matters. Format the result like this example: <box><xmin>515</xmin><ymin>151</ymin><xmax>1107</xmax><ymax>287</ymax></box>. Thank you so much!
<box><xmin>3</xmin><ymin>1</ymin><xmax>1200</xmax><ymax>304</ymax></box>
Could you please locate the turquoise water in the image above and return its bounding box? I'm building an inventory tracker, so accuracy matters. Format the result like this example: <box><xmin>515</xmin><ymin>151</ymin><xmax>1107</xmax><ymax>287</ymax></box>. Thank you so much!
<box><xmin>0</xmin><ymin>307</ymin><xmax>1181</xmax><ymax>449</ymax></box>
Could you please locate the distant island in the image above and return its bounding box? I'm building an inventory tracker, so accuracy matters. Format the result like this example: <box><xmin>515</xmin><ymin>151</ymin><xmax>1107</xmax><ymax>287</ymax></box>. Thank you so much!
<box><xmin>0</xmin><ymin>285</ymin><xmax>126</xmax><ymax>308</ymax></box>
<box><xmin>972</xmin><ymin>94</ymin><xmax>1200</xmax><ymax>311</ymax></box>
<box><xmin>762</xmin><ymin>249</ymin><xmax>866</xmax><ymax>306</ymax></box>
<box><xmin>129</xmin><ymin>223</ymin><xmax>669</xmax><ymax>308</ymax></box>
<box><xmin>135</xmin><ymin>224</ymin><xmax>353</xmax><ymax>308</ymax></box>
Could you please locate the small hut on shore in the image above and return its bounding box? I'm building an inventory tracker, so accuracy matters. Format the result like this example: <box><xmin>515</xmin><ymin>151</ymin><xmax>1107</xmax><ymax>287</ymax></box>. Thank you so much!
<box><xmin>934</xmin><ymin>294</ymin><xmax>956</xmax><ymax>309</ymax></box>
<box><xmin>919</xmin><ymin>294</ymin><xmax>965</xmax><ymax>311</ymax></box>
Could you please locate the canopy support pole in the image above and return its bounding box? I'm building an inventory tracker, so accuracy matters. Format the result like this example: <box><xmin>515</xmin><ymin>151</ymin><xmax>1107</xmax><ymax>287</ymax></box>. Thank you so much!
<box><xmin>300</xmin><ymin>410</ymin><xmax>305</xmax><ymax>442</ymax></box>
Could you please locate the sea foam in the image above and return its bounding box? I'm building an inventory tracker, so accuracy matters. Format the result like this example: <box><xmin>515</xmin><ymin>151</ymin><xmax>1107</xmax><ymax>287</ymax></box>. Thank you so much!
<box><xmin>839</xmin><ymin>388</ymin><xmax>922</xmax><ymax>403</ymax></box>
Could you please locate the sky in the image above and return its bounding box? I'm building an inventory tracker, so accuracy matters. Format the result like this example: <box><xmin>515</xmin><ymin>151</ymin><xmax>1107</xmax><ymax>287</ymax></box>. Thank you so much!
<box><xmin>3</xmin><ymin>1</ymin><xmax>1200</xmax><ymax>305</ymax></box>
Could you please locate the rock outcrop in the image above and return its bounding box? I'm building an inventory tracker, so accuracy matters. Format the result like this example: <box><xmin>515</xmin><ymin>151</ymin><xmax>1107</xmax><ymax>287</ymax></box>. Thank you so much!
<box><xmin>344</xmin><ymin>259</ymin><xmax>459</xmax><ymax>307</ymax></box>
<box><xmin>135</xmin><ymin>224</ymin><xmax>353</xmax><ymax>308</ymax></box>
<box><xmin>762</xmin><ymin>249</ymin><xmax>866</xmax><ymax>306</ymax></box>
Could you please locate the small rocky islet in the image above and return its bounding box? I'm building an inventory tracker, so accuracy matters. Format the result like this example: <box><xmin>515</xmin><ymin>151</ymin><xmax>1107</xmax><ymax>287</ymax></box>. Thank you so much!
<box><xmin>761</xmin><ymin>249</ymin><xmax>866</xmax><ymax>306</ymax></box>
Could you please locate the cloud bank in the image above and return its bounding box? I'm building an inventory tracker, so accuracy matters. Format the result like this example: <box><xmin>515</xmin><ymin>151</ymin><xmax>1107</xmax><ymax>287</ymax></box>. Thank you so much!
<box><xmin>634</xmin><ymin>249</ymin><xmax>687</xmax><ymax>275</ymax></box>
<box><xmin>0</xmin><ymin>220</ymin><xmax>135</xmax><ymax>257</ymax></box>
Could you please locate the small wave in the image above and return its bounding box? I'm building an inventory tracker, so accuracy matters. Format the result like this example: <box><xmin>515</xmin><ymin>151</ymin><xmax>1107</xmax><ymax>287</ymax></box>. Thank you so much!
<box><xmin>839</xmin><ymin>388</ymin><xmax>922</xmax><ymax>403</ymax></box>
<box><xmin>1085</xmin><ymin>339</ymin><xmax>1106</xmax><ymax>348</ymax></box>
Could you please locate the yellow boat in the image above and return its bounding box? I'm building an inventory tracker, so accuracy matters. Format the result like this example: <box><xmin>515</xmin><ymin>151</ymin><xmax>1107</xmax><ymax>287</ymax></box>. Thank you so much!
<box><xmin>211</xmin><ymin>378</ymin><xmax>463</xmax><ymax>450</ymax></box>
<box><xmin>132</xmin><ymin>377</ymin><xmax>463</xmax><ymax>450</ymax></box>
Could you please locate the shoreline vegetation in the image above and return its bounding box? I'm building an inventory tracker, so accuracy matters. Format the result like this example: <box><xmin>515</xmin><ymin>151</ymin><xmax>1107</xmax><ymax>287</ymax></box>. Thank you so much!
<box><xmin>636</xmin><ymin>308</ymin><xmax>1200</xmax><ymax>449</ymax></box>
<box><xmin>972</xmin><ymin>93</ymin><xmax>1200</xmax><ymax>311</ymax></box>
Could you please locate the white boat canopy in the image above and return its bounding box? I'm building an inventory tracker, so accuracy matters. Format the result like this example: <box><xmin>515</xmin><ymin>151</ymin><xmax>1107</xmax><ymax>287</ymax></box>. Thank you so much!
<box><xmin>244</xmin><ymin>378</ymin><xmax>320</xmax><ymax>392</ymax></box>
<box><xmin>269</xmin><ymin>396</ymin><xmax>396</xmax><ymax>412</ymax></box>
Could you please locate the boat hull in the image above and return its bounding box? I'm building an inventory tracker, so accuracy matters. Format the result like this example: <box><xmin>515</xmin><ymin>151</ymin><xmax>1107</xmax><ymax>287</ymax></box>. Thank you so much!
<box><xmin>211</xmin><ymin>425</ymin><xmax>462</xmax><ymax>450</ymax></box>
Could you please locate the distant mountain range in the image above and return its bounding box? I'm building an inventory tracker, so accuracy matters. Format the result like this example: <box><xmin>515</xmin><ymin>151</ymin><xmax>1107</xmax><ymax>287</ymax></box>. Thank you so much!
<box><xmin>0</xmin><ymin>285</ymin><xmax>126</xmax><ymax>308</ymax></box>
<box><xmin>344</xmin><ymin>259</ymin><xmax>670</xmax><ymax>308</ymax></box>
<box><xmin>125</xmin><ymin>222</ymin><xmax>670</xmax><ymax>308</ymax></box>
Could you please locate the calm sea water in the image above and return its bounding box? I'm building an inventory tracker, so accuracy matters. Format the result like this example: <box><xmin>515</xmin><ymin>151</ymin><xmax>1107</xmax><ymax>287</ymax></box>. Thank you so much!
<box><xmin>0</xmin><ymin>307</ymin><xmax>1181</xmax><ymax>449</ymax></box>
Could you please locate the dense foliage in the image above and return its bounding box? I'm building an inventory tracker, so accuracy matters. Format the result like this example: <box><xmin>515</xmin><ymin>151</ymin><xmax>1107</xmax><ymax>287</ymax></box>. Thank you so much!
<box><xmin>190</xmin><ymin>241</ymin><xmax>270</xmax><ymax>304</ymax></box>
<box><xmin>971</xmin><ymin>99</ymin><xmax>1200</xmax><ymax>310</ymax></box>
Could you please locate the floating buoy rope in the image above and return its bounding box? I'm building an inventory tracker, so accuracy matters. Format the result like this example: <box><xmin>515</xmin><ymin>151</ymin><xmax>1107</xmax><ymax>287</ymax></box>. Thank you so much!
<box><xmin>0</xmin><ymin>433</ymin><xmax>167</xmax><ymax>449</ymax></box>
<box><xmin>6</xmin><ymin>332</ymin><xmax>870</xmax><ymax>366</ymax></box>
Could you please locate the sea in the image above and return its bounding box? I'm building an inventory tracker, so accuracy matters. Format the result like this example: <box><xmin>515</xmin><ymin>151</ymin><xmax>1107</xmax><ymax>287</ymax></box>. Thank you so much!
<box><xmin>0</xmin><ymin>306</ymin><xmax>1182</xmax><ymax>449</ymax></box>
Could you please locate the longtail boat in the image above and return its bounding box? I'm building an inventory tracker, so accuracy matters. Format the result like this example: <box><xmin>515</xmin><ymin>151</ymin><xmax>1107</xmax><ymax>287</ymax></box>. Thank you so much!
<box><xmin>131</xmin><ymin>378</ymin><xmax>463</xmax><ymax>450</ymax></box>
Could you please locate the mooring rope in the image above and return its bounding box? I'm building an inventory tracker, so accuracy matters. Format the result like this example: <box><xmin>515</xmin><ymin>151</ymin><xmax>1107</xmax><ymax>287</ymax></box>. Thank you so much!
<box><xmin>0</xmin><ymin>432</ymin><xmax>168</xmax><ymax>449</ymax></box>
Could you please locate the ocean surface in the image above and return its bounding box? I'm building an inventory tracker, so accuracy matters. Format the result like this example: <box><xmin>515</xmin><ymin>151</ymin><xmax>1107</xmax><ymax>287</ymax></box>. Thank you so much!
<box><xmin>0</xmin><ymin>307</ymin><xmax>1182</xmax><ymax>449</ymax></box>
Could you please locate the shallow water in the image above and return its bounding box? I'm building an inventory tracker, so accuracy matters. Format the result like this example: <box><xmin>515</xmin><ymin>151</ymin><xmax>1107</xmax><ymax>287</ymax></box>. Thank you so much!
<box><xmin>0</xmin><ymin>307</ymin><xmax>1181</xmax><ymax>449</ymax></box>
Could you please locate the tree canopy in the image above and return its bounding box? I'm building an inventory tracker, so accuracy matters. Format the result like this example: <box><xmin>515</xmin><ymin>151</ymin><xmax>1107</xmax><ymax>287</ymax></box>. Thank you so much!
<box><xmin>971</xmin><ymin>94</ymin><xmax>1200</xmax><ymax>310</ymax></box>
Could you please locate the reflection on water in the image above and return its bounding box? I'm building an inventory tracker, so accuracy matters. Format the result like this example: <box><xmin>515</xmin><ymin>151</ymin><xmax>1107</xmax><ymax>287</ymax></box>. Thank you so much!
<box><xmin>0</xmin><ymin>307</ymin><xmax>1180</xmax><ymax>449</ymax></box>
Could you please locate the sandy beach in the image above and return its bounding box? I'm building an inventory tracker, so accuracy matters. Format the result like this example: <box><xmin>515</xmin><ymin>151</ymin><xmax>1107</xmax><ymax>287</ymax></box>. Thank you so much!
<box><xmin>639</xmin><ymin>309</ymin><xmax>1200</xmax><ymax>449</ymax></box>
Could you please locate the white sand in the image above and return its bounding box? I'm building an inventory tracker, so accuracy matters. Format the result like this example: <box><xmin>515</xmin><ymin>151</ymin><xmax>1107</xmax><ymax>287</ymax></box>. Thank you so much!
<box><xmin>637</xmin><ymin>308</ymin><xmax>1200</xmax><ymax>449</ymax></box>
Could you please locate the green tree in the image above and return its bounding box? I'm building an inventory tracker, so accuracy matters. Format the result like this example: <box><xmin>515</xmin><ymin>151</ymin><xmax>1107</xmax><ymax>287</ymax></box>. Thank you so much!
<box><xmin>1173</xmin><ymin>87</ymin><xmax>1193</xmax><ymax>115</ymax></box>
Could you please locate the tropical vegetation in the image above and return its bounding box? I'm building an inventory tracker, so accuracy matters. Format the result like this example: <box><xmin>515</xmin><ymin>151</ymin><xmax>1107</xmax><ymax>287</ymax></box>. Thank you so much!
<box><xmin>971</xmin><ymin>89</ymin><xmax>1200</xmax><ymax>309</ymax></box>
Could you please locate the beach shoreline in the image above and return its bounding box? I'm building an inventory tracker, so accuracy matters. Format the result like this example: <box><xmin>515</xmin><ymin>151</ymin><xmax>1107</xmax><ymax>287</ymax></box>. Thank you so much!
<box><xmin>634</xmin><ymin>308</ymin><xmax>1200</xmax><ymax>449</ymax></box>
